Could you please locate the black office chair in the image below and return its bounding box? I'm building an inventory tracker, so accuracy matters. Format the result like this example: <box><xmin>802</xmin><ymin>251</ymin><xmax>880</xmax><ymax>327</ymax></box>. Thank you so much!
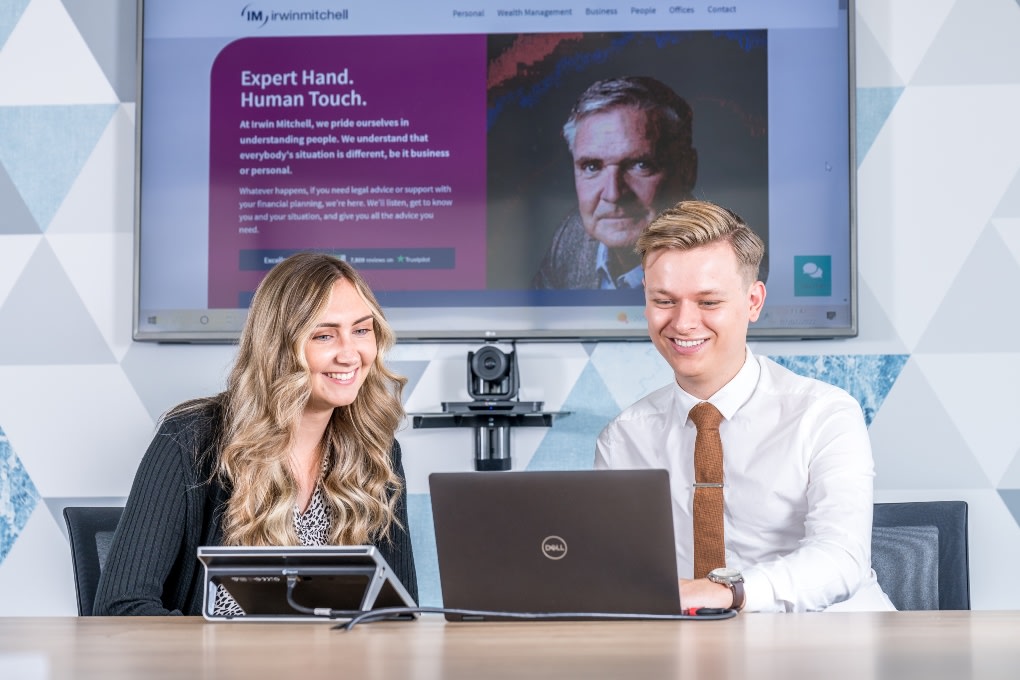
<box><xmin>871</xmin><ymin>501</ymin><xmax>970</xmax><ymax>610</ymax></box>
<box><xmin>63</xmin><ymin>506</ymin><xmax>124</xmax><ymax>616</ymax></box>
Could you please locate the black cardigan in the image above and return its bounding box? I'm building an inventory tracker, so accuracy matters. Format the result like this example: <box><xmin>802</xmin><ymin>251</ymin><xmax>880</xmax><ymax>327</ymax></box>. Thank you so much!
<box><xmin>93</xmin><ymin>405</ymin><xmax>418</xmax><ymax>615</ymax></box>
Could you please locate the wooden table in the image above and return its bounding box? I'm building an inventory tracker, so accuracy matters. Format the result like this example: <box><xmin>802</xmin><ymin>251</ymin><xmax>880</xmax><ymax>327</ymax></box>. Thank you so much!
<box><xmin>1</xmin><ymin>612</ymin><xmax>1018</xmax><ymax>679</ymax></box>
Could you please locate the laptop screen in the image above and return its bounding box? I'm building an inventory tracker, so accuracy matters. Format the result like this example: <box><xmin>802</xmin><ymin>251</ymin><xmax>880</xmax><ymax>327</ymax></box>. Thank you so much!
<box><xmin>429</xmin><ymin>469</ymin><xmax>681</xmax><ymax>620</ymax></box>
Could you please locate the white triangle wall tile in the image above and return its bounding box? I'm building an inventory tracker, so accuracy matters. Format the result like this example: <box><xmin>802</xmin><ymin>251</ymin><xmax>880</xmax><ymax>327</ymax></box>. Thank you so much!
<box><xmin>912</xmin><ymin>353</ymin><xmax>1020</xmax><ymax>485</ymax></box>
<box><xmin>48</xmin><ymin>104</ymin><xmax>135</xmax><ymax>235</ymax></box>
<box><xmin>0</xmin><ymin>1</ymin><xmax>31</xmax><ymax>52</ymax></box>
<box><xmin>0</xmin><ymin>364</ymin><xmax>155</xmax><ymax>497</ymax></box>
<box><xmin>119</xmin><ymin>342</ymin><xmax>236</xmax><ymax>421</ymax></box>
<box><xmin>842</xmin><ymin>278</ymin><xmax>909</xmax><ymax>353</ymax></box>
<box><xmin>0</xmin><ymin>0</ymin><xmax>116</xmax><ymax>105</ymax></box>
<box><xmin>856</xmin><ymin>167</ymin><xmax>900</xmax><ymax>339</ymax></box>
<box><xmin>387</xmin><ymin>360</ymin><xmax>431</xmax><ymax>405</ymax></box>
<box><xmin>991</xmin><ymin>170</ymin><xmax>1020</xmax><ymax>217</ymax></box>
<box><xmin>962</xmin><ymin>489</ymin><xmax>1020</xmax><ymax>610</ymax></box>
<box><xmin>0</xmin><ymin>239</ymin><xmax>114</xmax><ymax>364</ymax></box>
<box><xmin>61</xmin><ymin>0</ymin><xmax>137</xmax><ymax>102</ymax></box>
<box><xmin>0</xmin><ymin>505</ymin><xmax>77</xmax><ymax>615</ymax></box>
<box><xmin>997</xmin><ymin>450</ymin><xmax>1020</xmax><ymax>488</ymax></box>
<box><xmin>857</xmin><ymin>84</ymin><xmax>1020</xmax><ymax>349</ymax></box>
<box><xmin>0</xmin><ymin>234</ymin><xmax>39</xmax><ymax>301</ymax></box>
<box><xmin>993</xmin><ymin>218</ymin><xmax>1020</xmax><ymax>267</ymax></box>
<box><xmin>916</xmin><ymin>227</ymin><xmax>1020</xmax><ymax>353</ymax></box>
<box><xmin>854</xmin><ymin>15</ymin><xmax>904</xmax><ymax>88</ymax></box>
<box><xmin>911</xmin><ymin>0</ymin><xmax>1020</xmax><ymax>86</ymax></box>
<box><xmin>868</xmin><ymin>360</ymin><xmax>991</xmax><ymax>489</ymax></box>
<box><xmin>856</xmin><ymin>0</ymin><xmax>957</xmax><ymax>86</ymax></box>
<box><xmin>0</xmin><ymin>166</ymin><xmax>40</xmax><ymax>234</ymax></box>
<box><xmin>47</xmin><ymin>232</ymin><xmax>134</xmax><ymax>358</ymax></box>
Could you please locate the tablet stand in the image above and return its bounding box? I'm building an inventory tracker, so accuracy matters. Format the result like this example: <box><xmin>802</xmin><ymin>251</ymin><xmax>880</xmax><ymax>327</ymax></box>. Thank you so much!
<box><xmin>197</xmin><ymin>546</ymin><xmax>417</xmax><ymax>621</ymax></box>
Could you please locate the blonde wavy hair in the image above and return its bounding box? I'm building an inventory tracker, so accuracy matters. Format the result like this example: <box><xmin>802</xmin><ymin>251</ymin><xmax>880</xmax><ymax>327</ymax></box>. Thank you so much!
<box><xmin>180</xmin><ymin>252</ymin><xmax>407</xmax><ymax>547</ymax></box>
<box><xmin>636</xmin><ymin>200</ymin><xmax>765</xmax><ymax>286</ymax></box>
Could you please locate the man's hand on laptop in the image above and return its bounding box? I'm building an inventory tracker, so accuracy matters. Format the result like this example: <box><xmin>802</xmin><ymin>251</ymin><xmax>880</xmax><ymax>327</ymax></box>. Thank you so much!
<box><xmin>679</xmin><ymin>578</ymin><xmax>735</xmax><ymax>611</ymax></box>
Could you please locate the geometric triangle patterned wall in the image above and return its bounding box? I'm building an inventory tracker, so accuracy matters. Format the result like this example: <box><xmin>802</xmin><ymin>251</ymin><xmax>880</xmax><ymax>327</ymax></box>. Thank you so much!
<box><xmin>2</xmin><ymin>0</ymin><xmax>1020</xmax><ymax>613</ymax></box>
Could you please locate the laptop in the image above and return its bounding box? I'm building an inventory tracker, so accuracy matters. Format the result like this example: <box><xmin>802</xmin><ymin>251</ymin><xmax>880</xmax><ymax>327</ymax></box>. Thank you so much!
<box><xmin>197</xmin><ymin>545</ymin><xmax>417</xmax><ymax>622</ymax></box>
<box><xmin>429</xmin><ymin>469</ymin><xmax>682</xmax><ymax>621</ymax></box>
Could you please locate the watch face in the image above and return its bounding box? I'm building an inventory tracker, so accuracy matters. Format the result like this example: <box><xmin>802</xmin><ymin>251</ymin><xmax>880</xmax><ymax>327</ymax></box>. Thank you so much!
<box><xmin>710</xmin><ymin>567</ymin><xmax>742</xmax><ymax>582</ymax></box>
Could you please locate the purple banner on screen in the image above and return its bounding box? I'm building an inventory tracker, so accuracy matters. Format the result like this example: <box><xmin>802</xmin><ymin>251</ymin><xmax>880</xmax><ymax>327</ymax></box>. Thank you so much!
<box><xmin>207</xmin><ymin>35</ymin><xmax>486</xmax><ymax>308</ymax></box>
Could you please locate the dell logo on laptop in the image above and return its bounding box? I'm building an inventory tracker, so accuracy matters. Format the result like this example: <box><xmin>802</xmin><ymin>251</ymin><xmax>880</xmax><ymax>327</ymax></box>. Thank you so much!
<box><xmin>541</xmin><ymin>536</ymin><xmax>568</xmax><ymax>560</ymax></box>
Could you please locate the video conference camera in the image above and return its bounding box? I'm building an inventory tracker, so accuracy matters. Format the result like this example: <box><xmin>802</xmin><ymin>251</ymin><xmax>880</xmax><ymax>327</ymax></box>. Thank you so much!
<box><xmin>412</xmin><ymin>344</ymin><xmax>561</xmax><ymax>472</ymax></box>
<box><xmin>467</xmin><ymin>345</ymin><xmax>519</xmax><ymax>402</ymax></box>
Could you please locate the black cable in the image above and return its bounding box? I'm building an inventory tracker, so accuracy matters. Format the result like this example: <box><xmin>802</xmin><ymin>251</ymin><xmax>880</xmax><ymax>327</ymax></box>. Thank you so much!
<box><xmin>284</xmin><ymin>574</ymin><xmax>362</xmax><ymax>619</ymax></box>
<box><xmin>335</xmin><ymin>606</ymin><xmax>737</xmax><ymax>631</ymax></box>
<box><xmin>286</xmin><ymin>572</ymin><xmax>738</xmax><ymax>630</ymax></box>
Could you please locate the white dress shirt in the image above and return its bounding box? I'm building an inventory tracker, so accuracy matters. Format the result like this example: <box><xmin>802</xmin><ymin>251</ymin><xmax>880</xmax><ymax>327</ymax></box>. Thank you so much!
<box><xmin>595</xmin><ymin>347</ymin><xmax>894</xmax><ymax>612</ymax></box>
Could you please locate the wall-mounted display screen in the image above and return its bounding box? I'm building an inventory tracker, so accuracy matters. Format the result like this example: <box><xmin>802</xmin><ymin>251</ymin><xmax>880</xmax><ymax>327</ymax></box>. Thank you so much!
<box><xmin>134</xmin><ymin>0</ymin><xmax>856</xmax><ymax>342</ymax></box>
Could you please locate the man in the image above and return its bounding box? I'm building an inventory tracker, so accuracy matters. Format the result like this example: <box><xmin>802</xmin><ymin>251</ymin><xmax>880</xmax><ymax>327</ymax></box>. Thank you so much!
<box><xmin>595</xmin><ymin>200</ymin><xmax>893</xmax><ymax>612</ymax></box>
<box><xmin>532</xmin><ymin>76</ymin><xmax>698</xmax><ymax>289</ymax></box>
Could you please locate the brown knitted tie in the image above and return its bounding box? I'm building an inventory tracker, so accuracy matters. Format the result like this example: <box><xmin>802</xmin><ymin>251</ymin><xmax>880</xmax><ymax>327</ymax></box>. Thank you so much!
<box><xmin>689</xmin><ymin>401</ymin><xmax>725</xmax><ymax>579</ymax></box>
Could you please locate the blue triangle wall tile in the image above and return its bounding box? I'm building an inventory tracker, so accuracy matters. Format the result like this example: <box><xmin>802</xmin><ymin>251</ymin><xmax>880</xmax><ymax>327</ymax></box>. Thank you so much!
<box><xmin>0</xmin><ymin>425</ymin><xmax>40</xmax><ymax>563</ymax></box>
<box><xmin>0</xmin><ymin>104</ymin><xmax>117</xmax><ymax>229</ymax></box>
<box><xmin>770</xmin><ymin>354</ymin><xmax>909</xmax><ymax>426</ymax></box>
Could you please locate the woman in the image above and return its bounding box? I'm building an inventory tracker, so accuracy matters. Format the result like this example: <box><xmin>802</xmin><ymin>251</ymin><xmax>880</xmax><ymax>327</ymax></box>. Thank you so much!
<box><xmin>94</xmin><ymin>253</ymin><xmax>417</xmax><ymax>615</ymax></box>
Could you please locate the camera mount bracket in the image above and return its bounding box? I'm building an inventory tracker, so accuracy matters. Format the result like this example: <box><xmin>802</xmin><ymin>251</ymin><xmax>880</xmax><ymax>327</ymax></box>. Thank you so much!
<box><xmin>410</xmin><ymin>347</ymin><xmax>568</xmax><ymax>471</ymax></box>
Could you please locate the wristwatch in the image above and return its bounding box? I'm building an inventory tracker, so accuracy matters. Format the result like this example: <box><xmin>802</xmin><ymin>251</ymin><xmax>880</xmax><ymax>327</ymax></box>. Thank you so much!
<box><xmin>707</xmin><ymin>567</ymin><xmax>745</xmax><ymax>610</ymax></box>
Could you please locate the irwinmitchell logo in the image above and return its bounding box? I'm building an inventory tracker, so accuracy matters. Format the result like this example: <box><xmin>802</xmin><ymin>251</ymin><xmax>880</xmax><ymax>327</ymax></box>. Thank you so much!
<box><xmin>241</xmin><ymin>4</ymin><xmax>350</xmax><ymax>28</ymax></box>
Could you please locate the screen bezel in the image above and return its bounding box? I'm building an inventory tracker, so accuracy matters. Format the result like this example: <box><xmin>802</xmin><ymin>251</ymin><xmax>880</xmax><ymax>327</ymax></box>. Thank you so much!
<box><xmin>132</xmin><ymin>1</ymin><xmax>858</xmax><ymax>344</ymax></box>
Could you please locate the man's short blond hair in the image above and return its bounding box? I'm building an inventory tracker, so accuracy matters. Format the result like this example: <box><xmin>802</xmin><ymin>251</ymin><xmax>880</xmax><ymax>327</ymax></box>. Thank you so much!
<box><xmin>636</xmin><ymin>200</ymin><xmax>764</xmax><ymax>284</ymax></box>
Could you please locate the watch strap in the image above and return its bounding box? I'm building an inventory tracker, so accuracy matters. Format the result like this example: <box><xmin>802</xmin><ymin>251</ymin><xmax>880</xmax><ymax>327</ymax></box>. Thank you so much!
<box><xmin>707</xmin><ymin>568</ymin><xmax>746</xmax><ymax>611</ymax></box>
<box><xmin>729</xmin><ymin>579</ymin><xmax>745</xmax><ymax>611</ymax></box>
